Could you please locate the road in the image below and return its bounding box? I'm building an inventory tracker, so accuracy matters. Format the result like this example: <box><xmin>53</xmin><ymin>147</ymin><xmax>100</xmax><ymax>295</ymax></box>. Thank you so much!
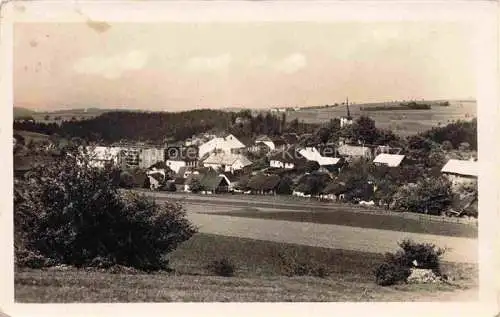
<box><xmin>141</xmin><ymin>191</ymin><xmax>478</xmax><ymax>263</ymax></box>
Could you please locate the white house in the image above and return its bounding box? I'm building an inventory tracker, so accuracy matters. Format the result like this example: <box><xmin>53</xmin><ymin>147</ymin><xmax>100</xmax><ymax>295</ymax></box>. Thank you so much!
<box><xmin>441</xmin><ymin>159</ymin><xmax>478</xmax><ymax>187</ymax></box>
<box><xmin>202</xmin><ymin>152</ymin><xmax>252</xmax><ymax>173</ymax></box>
<box><xmin>166</xmin><ymin>160</ymin><xmax>186</xmax><ymax>173</ymax></box>
<box><xmin>198</xmin><ymin>134</ymin><xmax>246</xmax><ymax>159</ymax></box>
<box><xmin>87</xmin><ymin>146</ymin><xmax>122</xmax><ymax>168</ymax></box>
<box><xmin>298</xmin><ymin>147</ymin><xmax>341</xmax><ymax>166</ymax></box>
<box><xmin>269</xmin><ymin>147</ymin><xmax>307</xmax><ymax>170</ymax></box>
<box><xmin>373</xmin><ymin>153</ymin><xmax>405</xmax><ymax>167</ymax></box>
<box><xmin>337</xmin><ymin>144</ymin><xmax>373</xmax><ymax>161</ymax></box>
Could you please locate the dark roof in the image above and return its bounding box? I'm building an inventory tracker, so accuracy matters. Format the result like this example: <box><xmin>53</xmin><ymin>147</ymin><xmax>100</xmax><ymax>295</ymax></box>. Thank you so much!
<box><xmin>148</xmin><ymin>172</ymin><xmax>164</xmax><ymax>183</ymax></box>
<box><xmin>271</xmin><ymin>138</ymin><xmax>287</xmax><ymax>147</ymax></box>
<box><xmin>322</xmin><ymin>181</ymin><xmax>347</xmax><ymax>194</ymax></box>
<box><xmin>200</xmin><ymin>174</ymin><xmax>228</xmax><ymax>191</ymax></box>
<box><xmin>149</xmin><ymin>161</ymin><xmax>168</xmax><ymax>170</ymax></box>
<box><xmin>247</xmin><ymin>174</ymin><xmax>281</xmax><ymax>191</ymax></box>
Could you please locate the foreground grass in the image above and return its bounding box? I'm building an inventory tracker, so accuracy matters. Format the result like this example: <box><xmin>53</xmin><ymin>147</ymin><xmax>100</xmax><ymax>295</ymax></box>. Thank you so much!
<box><xmin>203</xmin><ymin>209</ymin><xmax>477</xmax><ymax>238</ymax></box>
<box><xmin>15</xmin><ymin>234</ymin><xmax>478</xmax><ymax>302</ymax></box>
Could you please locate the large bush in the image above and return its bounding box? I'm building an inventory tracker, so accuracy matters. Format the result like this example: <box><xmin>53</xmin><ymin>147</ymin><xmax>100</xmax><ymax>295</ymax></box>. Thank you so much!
<box><xmin>392</xmin><ymin>177</ymin><xmax>453</xmax><ymax>215</ymax></box>
<box><xmin>374</xmin><ymin>239</ymin><xmax>446</xmax><ymax>286</ymax></box>
<box><xmin>14</xmin><ymin>146</ymin><xmax>197</xmax><ymax>271</ymax></box>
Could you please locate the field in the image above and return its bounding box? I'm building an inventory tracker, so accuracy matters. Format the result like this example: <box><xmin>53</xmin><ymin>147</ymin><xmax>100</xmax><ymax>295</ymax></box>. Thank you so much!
<box><xmin>285</xmin><ymin>100</ymin><xmax>476</xmax><ymax>136</ymax></box>
<box><xmin>15</xmin><ymin>233</ymin><xmax>478</xmax><ymax>302</ymax></box>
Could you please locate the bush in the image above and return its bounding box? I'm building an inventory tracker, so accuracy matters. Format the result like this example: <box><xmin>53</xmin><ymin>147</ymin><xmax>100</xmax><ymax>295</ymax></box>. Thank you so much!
<box><xmin>374</xmin><ymin>239</ymin><xmax>445</xmax><ymax>286</ymax></box>
<box><xmin>277</xmin><ymin>250</ymin><xmax>330</xmax><ymax>278</ymax></box>
<box><xmin>188</xmin><ymin>177</ymin><xmax>204</xmax><ymax>193</ymax></box>
<box><xmin>276</xmin><ymin>176</ymin><xmax>293</xmax><ymax>195</ymax></box>
<box><xmin>164</xmin><ymin>181</ymin><xmax>177</xmax><ymax>192</ymax></box>
<box><xmin>14</xmin><ymin>146</ymin><xmax>198</xmax><ymax>271</ymax></box>
<box><xmin>208</xmin><ymin>257</ymin><xmax>236</xmax><ymax>277</ymax></box>
<box><xmin>119</xmin><ymin>171</ymin><xmax>136</xmax><ymax>189</ymax></box>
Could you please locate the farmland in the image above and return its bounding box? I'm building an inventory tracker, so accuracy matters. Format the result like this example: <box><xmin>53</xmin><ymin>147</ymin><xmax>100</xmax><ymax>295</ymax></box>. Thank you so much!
<box><xmin>285</xmin><ymin>100</ymin><xmax>476</xmax><ymax>136</ymax></box>
<box><xmin>15</xmin><ymin>233</ymin><xmax>478</xmax><ymax>302</ymax></box>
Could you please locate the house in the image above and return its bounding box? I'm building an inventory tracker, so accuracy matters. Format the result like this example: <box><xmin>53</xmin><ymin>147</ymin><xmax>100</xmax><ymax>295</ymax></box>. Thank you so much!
<box><xmin>198</xmin><ymin>134</ymin><xmax>246</xmax><ymax>158</ymax></box>
<box><xmin>320</xmin><ymin>181</ymin><xmax>348</xmax><ymax>201</ymax></box>
<box><xmin>340</xmin><ymin>98</ymin><xmax>353</xmax><ymax>128</ymax></box>
<box><xmin>87</xmin><ymin>146</ymin><xmax>123</xmax><ymax>168</ymax></box>
<box><xmin>147</xmin><ymin>172</ymin><xmax>164</xmax><ymax>191</ymax></box>
<box><xmin>373</xmin><ymin>153</ymin><xmax>406</xmax><ymax>167</ymax></box>
<box><xmin>165</xmin><ymin>145</ymin><xmax>199</xmax><ymax>172</ymax></box>
<box><xmin>337</xmin><ymin>144</ymin><xmax>373</xmax><ymax>161</ymax></box>
<box><xmin>202</xmin><ymin>151</ymin><xmax>252</xmax><ymax>173</ymax></box>
<box><xmin>184</xmin><ymin>172</ymin><xmax>231</xmax><ymax>194</ymax></box>
<box><xmin>292</xmin><ymin>173</ymin><xmax>330</xmax><ymax>197</ymax></box>
<box><xmin>298</xmin><ymin>147</ymin><xmax>343</xmax><ymax>167</ymax></box>
<box><xmin>441</xmin><ymin>159</ymin><xmax>478</xmax><ymax>187</ymax></box>
<box><xmin>269</xmin><ymin>147</ymin><xmax>307</xmax><ymax>170</ymax></box>
<box><xmin>139</xmin><ymin>148</ymin><xmax>165</xmax><ymax>169</ymax></box>
<box><xmin>247</xmin><ymin>174</ymin><xmax>281</xmax><ymax>194</ymax></box>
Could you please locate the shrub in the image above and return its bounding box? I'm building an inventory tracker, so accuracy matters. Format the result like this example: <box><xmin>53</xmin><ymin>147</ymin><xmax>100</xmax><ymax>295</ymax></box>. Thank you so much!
<box><xmin>277</xmin><ymin>250</ymin><xmax>330</xmax><ymax>278</ymax></box>
<box><xmin>164</xmin><ymin>181</ymin><xmax>177</xmax><ymax>192</ymax></box>
<box><xmin>188</xmin><ymin>177</ymin><xmax>204</xmax><ymax>193</ymax></box>
<box><xmin>209</xmin><ymin>257</ymin><xmax>236</xmax><ymax>277</ymax></box>
<box><xmin>14</xmin><ymin>146</ymin><xmax>198</xmax><ymax>271</ymax></box>
<box><xmin>119</xmin><ymin>171</ymin><xmax>136</xmax><ymax>188</ymax></box>
<box><xmin>374</xmin><ymin>239</ymin><xmax>445</xmax><ymax>286</ymax></box>
<box><xmin>276</xmin><ymin>176</ymin><xmax>293</xmax><ymax>195</ymax></box>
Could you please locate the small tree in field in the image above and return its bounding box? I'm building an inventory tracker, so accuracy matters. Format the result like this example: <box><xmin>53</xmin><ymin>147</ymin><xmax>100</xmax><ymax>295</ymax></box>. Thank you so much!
<box><xmin>14</xmin><ymin>146</ymin><xmax>197</xmax><ymax>271</ymax></box>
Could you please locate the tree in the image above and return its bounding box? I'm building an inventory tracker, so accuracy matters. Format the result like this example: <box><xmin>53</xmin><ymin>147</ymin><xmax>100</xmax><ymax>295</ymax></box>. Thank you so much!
<box><xmin>119</xmin><ymin>171</ymin><xmax>136</xmax><ymax>188</ymax></box>
<box><xmin>305</xmin><ymin>160</ymin><xmax>320</xmax><ymax>173</ymax></box>
<box><xmin>441</xmin><ymin>140</ymin><xmax>453</xmax><ymax>151</ymax></box>
<box><xmin>353</xmin><ymin>116</ymin><xmax>378</xmax><ymax>144</ymax></box>
<box><xmin>188</xmin><ymin>177</ymin><xmax>204</xmax><ymax>193</ymax></box>
<box><xmin>276</xmin><ymin>176</ymin><xmax>293</xmax><ymax>195</ymax></box>
<box><xmin>14</xmin><ymin>146</ymin><xmax>197</xmax><ymax>270</ymax></box>
<box><xmin>44</xmin><ymin>115</ymin><xmax>50</xmax><ymax>121</ymax></box>
<box><xmin>392</xmin><ymin>177</ymin><xmax>453</xmax><ymax>215</ymax></box>
<box><xmin>458</xmin><ymin>142</ymin><xmax>471</xmax><ymax>152</ymax></box>
<box><xmin>317</xmin><ymin>127</ymin><xmax>331</xmax><ymax>144</ymax></box>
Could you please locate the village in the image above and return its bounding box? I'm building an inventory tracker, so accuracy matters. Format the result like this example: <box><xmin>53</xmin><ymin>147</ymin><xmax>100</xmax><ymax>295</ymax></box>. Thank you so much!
<box><xmin>67</xmin><ymin>103</ymin><xmax>478</xmax><ymax>217</ymax></box>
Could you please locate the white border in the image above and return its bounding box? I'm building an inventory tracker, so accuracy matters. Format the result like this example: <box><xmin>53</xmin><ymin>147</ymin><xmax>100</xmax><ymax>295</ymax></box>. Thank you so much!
<box><xmin>0</xmin><ymin>1</ymin><xmax>498</xmax><ymax>317</ymax></box>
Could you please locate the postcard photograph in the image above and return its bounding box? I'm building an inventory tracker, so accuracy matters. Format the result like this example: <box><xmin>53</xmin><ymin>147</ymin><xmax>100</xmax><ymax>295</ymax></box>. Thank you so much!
<box><xmin>2</xmin><ymin>0</ymin><xmax>498</xmax><ymax>311</ymax></box>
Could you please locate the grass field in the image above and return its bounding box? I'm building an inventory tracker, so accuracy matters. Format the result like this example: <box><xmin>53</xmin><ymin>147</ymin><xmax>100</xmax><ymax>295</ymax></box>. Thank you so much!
<box><xmin>202</xmin><ymin>208</ymin><xmax>477</xmax><ymax>238</ymax></box>
<box><xmin>15</xmin><ymin>233</ymin><xmax>478</xmax><ymax>302</ymax></box>
<box><xmin>286</xmin><ymin>100</ymin><xmax>476</xmax><ymax>136</ymax></box>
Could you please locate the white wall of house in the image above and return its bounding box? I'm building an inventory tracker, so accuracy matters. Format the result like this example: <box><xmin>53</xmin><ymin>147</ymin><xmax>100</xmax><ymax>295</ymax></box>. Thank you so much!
<box><xmin>270</xmin><ymin>160</ymin><xmax>294</xmax><ymax>169</ymax></box>
<box><xmin>166</xmin><ymin>160</ymin><xmax>186</xmax><ymax>173</ymax></box>
<box><xmin>444</xmin><ymin>174</ymin><xmax>477</xmax><ymax>188</ymax></box>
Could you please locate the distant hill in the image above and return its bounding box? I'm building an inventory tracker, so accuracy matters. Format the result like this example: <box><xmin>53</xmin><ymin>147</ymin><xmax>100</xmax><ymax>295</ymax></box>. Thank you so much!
<box><xmin>13</xmin><ymin>107</ymin><xmax>37</xmax><ymax>119</ymax></box>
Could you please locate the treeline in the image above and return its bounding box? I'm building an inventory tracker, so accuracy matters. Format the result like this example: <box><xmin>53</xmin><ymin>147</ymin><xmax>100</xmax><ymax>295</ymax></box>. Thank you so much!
<box><xmin>14</xmin><ymin>110</ymin><xmax>235</xmax><ymax>144</ymax></box>
<box><xmin>14</xmin><ymin>109</ymin><xmax>319</xmax><ymax>144</ymax></box>
<box><xmin>361</xmin><ymin>101</ymin><xmax>432</xmax><ymax>111</ymax></box>
<box><xmin>419</xmin><ymin>118</ymin><xmax>477</xmax><ymax>150</ymax></box>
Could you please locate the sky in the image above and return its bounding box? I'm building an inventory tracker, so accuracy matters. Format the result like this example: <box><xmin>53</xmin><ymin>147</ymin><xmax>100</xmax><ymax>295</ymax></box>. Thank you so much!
<box><xmin>14</xmin><ymin>22</ymin><xmax>477</xmax><ymax>112</ymax></box>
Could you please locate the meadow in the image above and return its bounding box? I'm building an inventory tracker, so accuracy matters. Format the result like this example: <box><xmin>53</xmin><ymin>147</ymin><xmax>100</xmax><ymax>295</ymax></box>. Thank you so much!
<box><xmin>286</xmin><ymin>100</ymin><xmax>476</xmax><ymax>136</ymax></box>
<box><xmin>15</xmin><ymin>233</ymin><xmax>478</xmax><ymax>302</ymax></box>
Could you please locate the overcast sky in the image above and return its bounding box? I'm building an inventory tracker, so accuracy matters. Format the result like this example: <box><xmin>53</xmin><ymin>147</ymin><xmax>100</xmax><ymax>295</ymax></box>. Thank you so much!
<box><xmin>14</xmin><ymin>22</ymin><xmax>476</xmax><ymax>111</ymax></box>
